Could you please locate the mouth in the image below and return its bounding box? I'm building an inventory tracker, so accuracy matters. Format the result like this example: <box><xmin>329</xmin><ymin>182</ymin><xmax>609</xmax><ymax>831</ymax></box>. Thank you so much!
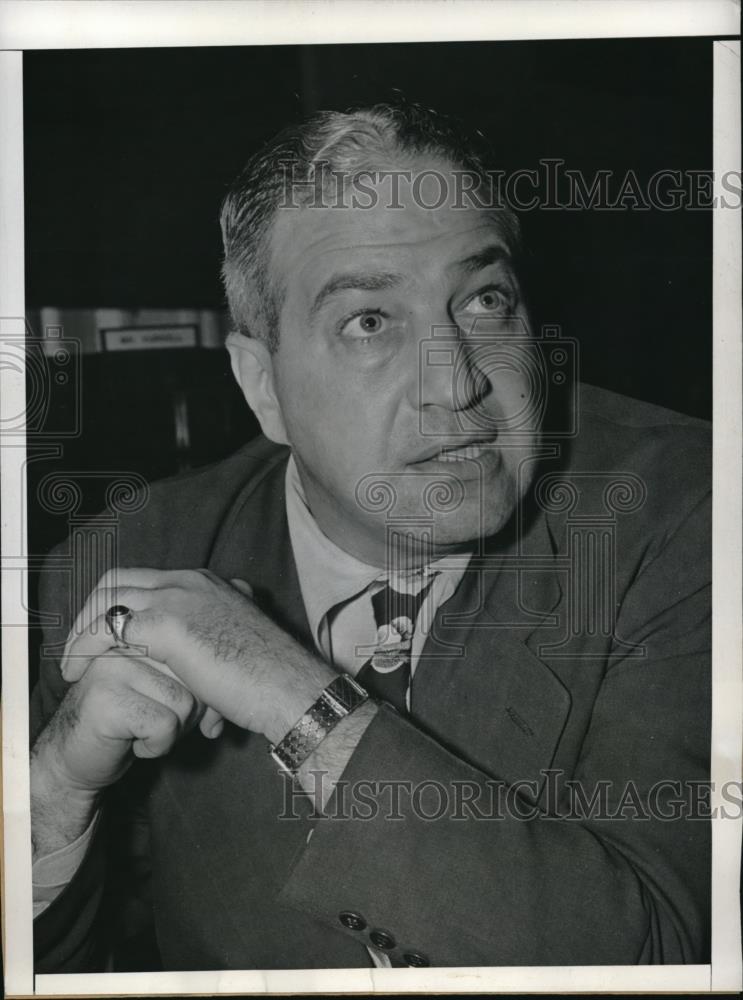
<box><xmin>412</xmin><ymin>435</ymin><xmax>498</xmax><ymax>464</ymax></box>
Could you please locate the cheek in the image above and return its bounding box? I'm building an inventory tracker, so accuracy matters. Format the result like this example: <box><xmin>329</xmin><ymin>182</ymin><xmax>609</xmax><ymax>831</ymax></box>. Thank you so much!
<box><xmin>275</xmin><ymin>364</ymin><xmax>391</xmax><ymax>478</ymax></box>
<box><xmin>274</xmin><ymin>342</ymin><xmax>338</xmax><ymax>431</ymax></box>
<box><xmin>279</xmin><ymin>343</ymin><xmax>403</xmax><ymax>445</ymax></box>
<box><xmin>491</xmin><ymin>363</ymin><xmax>543</xmax><ymax>434</ymax></box>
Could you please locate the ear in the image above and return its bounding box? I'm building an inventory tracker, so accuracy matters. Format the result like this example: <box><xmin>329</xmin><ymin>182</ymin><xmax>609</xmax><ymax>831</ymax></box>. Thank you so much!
<box><xmin>226</xmin><ymin>332</ymin><xmax>289</xmax><ymax>445</ymax></box>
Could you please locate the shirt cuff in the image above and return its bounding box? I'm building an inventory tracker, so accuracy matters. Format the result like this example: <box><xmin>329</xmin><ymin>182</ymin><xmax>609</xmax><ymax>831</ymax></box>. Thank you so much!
<box><xmin>33</xmin><ymin>811</ymin><xmax>100</xmax><ymax>918</ymax></box>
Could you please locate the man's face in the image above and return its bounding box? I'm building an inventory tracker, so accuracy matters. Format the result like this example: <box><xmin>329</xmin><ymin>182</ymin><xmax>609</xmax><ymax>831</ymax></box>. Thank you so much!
<box><xmin>267</xmin><ymin>162</ymin><xmax>541</xmax><ymax>566</ymax></box>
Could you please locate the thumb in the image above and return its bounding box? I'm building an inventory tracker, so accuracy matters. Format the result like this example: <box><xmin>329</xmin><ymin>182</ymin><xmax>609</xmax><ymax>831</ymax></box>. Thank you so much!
<box><xmin>230</xmin><ymin>578</ymin><xmax>254</xmax><ymax>599</ymax></box>
<box><xmin>199</xmin><ymin>706</ymin><xmax>225</xmax><ymax>740</ymax></box>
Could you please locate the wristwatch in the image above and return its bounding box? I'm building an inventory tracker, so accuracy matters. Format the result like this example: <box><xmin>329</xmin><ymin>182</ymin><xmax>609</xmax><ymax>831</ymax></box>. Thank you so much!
<box><xmin>269</xmin><ymin>674</ymin><xmax>369</xmax><ymax>775</ymax></box>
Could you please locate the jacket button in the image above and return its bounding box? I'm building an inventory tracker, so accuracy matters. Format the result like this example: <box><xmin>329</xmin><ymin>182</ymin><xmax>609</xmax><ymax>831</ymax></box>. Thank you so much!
<box><xmin>403</xmin><ymin>951</ymin><xmax>430</xmax><ymax>967</ymax></box>
<box><xmin>369</xmin><ymin>928</ymin><xmax>396</xmax><ymax>950</ymax></box>
<box><xmin>339</xmin><ymin>911</ymin><xmax>366</xmax><ymax>931</ymax></box>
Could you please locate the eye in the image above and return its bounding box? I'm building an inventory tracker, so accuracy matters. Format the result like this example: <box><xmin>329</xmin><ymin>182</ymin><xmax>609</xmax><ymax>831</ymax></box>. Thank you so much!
<box><xmin>461</xmin><ymin>286</ymin><xmax>511</xmax><ymax>316</ymax></box>
<box><xmin>341</xmin><ymin>309</ymin><xmax>389</xmax><ymax>340</ymax></box>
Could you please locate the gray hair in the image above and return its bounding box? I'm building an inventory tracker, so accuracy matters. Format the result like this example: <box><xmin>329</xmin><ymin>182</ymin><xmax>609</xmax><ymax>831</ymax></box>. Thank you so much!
<box><xmin>220</xmin><ymin>103</ymin><xmax>522</xmax><ymax>351</ymax></box>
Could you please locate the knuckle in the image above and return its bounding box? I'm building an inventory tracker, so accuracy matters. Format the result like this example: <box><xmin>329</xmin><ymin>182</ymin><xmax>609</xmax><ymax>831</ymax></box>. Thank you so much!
<box><xmin>128</xmin><ymin>696</ymin><xmax>164</xmax><ymax>733</ymax></box>
<box><xmin>109</xmin><ymin>583</ymin><xmax>134</xmax><ymax>606</ymax></box>
<box><xmin>153</xmin><ymin>671</ymin><xmax>185</xmax><ymax>704</ymax></box>
<box><xmin>162</xmin><ymin>605</ymin><xmax>185</xmax><ymax>634</ymax></box>
<box><xmin>154</xmin><ymin>709</ymin><xmax>180</xmax><ymax>741</ymax></box>
<box><xmin>130</xmin><ymin>605</ymin><xmax>161</xmax><ymax>635</ymax></box>
<box><xmin>95</xmin><ymin>569</ymin><xmax>115</xmax><ymax>591</ymax></box>
<box><xmin>97</xmin><ymin>568</ymin><xmax>126</xmax><ymax>596</ymax></box>
<box><xmin>77</xmin><ymin>671</ymin><xmax>118</xmax><ymax>716</ymax></box>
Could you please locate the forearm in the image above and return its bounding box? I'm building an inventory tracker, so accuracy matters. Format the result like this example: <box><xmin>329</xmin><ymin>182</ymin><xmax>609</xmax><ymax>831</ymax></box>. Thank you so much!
<box><xmin>31</xmin><ymin>737</ymin><xmax>100</xmax><ymax>861</ymax></box>
<box><xmin>33</xmin><ymin>812</ymin><xmax>100</xmax><ymax>918</ymax></box>
<box><xmin>31</xmin><ymin>724</ymin><xmax>110</xmax><ymax>972</ymax></box>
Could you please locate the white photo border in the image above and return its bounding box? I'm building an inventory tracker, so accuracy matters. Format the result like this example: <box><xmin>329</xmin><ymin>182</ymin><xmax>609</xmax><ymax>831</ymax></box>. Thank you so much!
<box><xmin>1</xmin><ymin>2</ymin><xmax>740</xmax><ymax>996</ymax></box>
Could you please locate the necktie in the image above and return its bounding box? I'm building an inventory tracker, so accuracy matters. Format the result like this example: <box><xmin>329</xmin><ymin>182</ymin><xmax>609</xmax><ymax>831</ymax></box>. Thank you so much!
<box><xmin>356</xmin><ymin>576</ymin><xmax>435</xmax><ymax>714</ymax></box>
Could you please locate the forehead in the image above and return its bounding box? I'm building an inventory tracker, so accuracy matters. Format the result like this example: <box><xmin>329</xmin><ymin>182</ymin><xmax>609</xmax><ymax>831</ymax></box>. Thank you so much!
<box><xmin>268</xmin><ymin>165</ymin><xmax>513</xmax><ymax>298</ymax></box>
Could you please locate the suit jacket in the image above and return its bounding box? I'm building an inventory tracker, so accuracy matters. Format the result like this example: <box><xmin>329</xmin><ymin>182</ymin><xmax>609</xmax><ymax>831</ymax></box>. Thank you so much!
<box><xmin>31</xmin><ymin>384</ymin><xmax>711</xmax><ymax>971</ymax></box>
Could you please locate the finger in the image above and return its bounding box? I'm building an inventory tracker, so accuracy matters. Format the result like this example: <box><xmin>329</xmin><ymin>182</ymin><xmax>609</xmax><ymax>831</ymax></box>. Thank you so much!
<box><xmin>67</xmin><ymin>567</ymin><xmax>207</xmax><ymax>657</ymax></box>
<box><xmin>65</xmin><ymin>585</ymin><xmax>156</xmax><ymax>663</ymax></box>
<box><xmin>64</xmin><ymin>605</ymin><xmax>173</xmax><ymax>683</ymax></box>
<box><xmin>139</xmin><ymin>656</ymin><xmax>210</xmax><ymax>733</ymax></box>
<box><xmin>93</xmin><ymin>567</ymin><xmax>215</xmax><ymax>595</ymax></box>
<box><xmin>69</xmin><ymin>604</ymin><xmax>177</xmax><ymax>679</ymax></box>
<box><xmin>199</xmin><ymin>706</ymin><xmax>225</xmax><ymax>739</ymax></box>
<box><xmin>63</xmin><ymin>599</ymin><xmax>157</xmax><ymax>680</ymax></box>
<box><xmin>125</xmin><ymin>696</ymin><xmax>182</xmax><ymax>759</ymax></box>
<box><xmin>230</xmin><ymin>578</ymin><xmax>254</xmax><ymax>599</ymax></box>
<box><xmin>207</xmin><ymin>719</ymin><xmax>224</xmax><ymax>739</ymax></box>
<box><xmin>112</xmin><ymin>652</ymin><xmax>208</xmax><ymax>736</ymax></box>
<box><xmin>136</xmin><ymin>653</ymin><xmax>190</xmax><ymax>692</ymax></box>
<box><xmin>69</xmin><ymin>568</ymin><xmax>174</xmax><ymax>644</ymax></box>
<box><xmin>74</xmin><ymin>674</ymin><xmax>183</xmax><ymax>760</ymax></box>
<box><xmin>93</xmin><ymin>653</ymin><xmax>198</xmax><ymax>733</ymax></box>
<box><xmin>93</xmin><ymin>567</ymin><xmax>186</xmax><ymax>593</ymax></box>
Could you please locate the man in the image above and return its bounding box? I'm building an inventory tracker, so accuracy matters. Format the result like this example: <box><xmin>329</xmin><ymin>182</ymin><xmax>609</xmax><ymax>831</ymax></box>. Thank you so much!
<box><xmin>30</xmin><ymin>104</ymin><xmax>711</xmax><ymax>971</ymax></box>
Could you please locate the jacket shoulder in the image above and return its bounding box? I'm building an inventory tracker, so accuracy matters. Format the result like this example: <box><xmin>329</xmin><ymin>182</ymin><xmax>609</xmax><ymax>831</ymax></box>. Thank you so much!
<box><xmin>563</xmin><ymin>383</ymin><xmax>711</xmax><ymax>530</ymax></box>
<box><xmin>49</xmin><ymin>436</ymin><xmax>289</xmax><ymax>569</ymax></box>
<box><xmin>124</xmin><ymin>435</ymin><xmax>288</xmax><ymax>561</ymax></box>
<box><xmin>577</xmin><ymin>382</ymin><xmax>710</xmax><ymax>435</ymax></box>
<box><xmin>144</xmin><ymin>435</ymin><xmax>285</xmax><ymax>513</ymax></box>
<box><xmin>571</xmin><ymin>383</ymin><xmax>710</xmax><ymax>476</ymax></box>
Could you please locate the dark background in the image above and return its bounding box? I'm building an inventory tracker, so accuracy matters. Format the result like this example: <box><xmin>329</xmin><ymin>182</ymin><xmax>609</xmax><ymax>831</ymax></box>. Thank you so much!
<box><xmin>23</xmin><ymin>38</ymin><xmax>712</xmax><ymax>564</ymax></box>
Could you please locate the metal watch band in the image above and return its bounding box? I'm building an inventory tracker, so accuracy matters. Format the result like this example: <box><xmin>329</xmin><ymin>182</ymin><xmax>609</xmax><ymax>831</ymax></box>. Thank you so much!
<box><xmin>269</xmin><ymin>674</ymin><xmax>368</xmax><ymax>775</ymax></box>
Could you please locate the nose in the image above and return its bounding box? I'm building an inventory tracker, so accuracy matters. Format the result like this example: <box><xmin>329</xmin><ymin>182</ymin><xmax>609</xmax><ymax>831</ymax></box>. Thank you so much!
<box><xmin>417</xmin><ymin>330</ymin><xmax>491</xmax><ymax>414</ymax></box>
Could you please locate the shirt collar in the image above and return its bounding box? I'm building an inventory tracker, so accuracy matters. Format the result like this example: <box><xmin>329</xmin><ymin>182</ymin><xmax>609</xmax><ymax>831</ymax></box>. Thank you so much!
<box><xmin>284</xmin><ymin>454</ymin><xmax>470</xmax><ymax>645</ymax></box>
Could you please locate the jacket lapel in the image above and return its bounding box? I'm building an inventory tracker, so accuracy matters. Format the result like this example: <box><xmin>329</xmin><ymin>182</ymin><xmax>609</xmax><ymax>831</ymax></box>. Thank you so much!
<box><xmin>413</xmin><ymin>504</ymin><xmax>570</xmax><ymax>799</ymax></box>
<box><xmin>207</xmin><ymin>447</ymin><xmax>313</xmax><ymax>649</ymax></box>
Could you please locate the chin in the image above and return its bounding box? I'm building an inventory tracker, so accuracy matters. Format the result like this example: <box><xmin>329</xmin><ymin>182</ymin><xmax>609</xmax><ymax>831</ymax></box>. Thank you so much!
<box><xmin>432</xmin><ymin>511</ymin><xmax>511</xmax><ymax>549</ymax></box>
<box><xmin>429</xmin><ymin>487</ymin><xmax>520</xmax><ymax>549</ymax></box>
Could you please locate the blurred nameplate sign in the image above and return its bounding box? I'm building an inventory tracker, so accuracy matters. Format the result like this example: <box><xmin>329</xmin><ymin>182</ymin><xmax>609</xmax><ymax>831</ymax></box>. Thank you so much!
<box><xmin>101</xmin><ymin>324</ymin><xmax>199</xmax><ymax>352</ymax></box>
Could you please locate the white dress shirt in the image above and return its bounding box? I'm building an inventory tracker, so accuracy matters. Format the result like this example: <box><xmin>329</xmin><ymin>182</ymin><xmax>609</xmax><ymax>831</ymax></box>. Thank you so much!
<box><xmin>285</xmin><ymin>455</ymin><xmax>471</xmax><ymax>702</ymax></box>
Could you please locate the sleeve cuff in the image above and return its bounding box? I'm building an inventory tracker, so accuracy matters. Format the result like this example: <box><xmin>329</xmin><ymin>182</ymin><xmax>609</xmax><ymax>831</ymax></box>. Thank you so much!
<box><xmin>33</xmin><ymin>811</ymin><xmax>100</xmax><ymax>917</ymax></box>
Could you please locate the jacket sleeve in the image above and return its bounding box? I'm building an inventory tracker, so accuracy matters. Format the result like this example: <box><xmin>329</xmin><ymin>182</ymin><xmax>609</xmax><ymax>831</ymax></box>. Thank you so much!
<box><xmin>277</xmin><ymin>493</ymin><xmax>711</xmax><ymax>966</ymax></box>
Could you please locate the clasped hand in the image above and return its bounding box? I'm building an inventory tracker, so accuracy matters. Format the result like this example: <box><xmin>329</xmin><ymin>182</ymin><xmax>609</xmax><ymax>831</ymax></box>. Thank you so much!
<box><xmin>30</xmin><ymin>568</ymin><xmax>334</xmax><ymax>854</ymax></box>
<box><xmin>55</xmin><ymin>568</ymin><xmax>332</xmax><ymax>779</ymax></box>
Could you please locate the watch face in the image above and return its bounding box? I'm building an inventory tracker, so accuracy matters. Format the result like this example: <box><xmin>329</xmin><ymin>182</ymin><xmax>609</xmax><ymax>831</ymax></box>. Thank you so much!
<box><xmin>328</xmin><ymin>674</ymin><xmax>368</xmax><ymax>709</ymax></box>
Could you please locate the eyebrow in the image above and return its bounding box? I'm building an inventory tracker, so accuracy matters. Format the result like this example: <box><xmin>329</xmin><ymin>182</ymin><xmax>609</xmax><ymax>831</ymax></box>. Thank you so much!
<box><xmin>310</xmin><ymin>271</ymin><xmax>402</xmax><ymax>321</ymax></box>
<box><xmin>455</xmin><ymin>243</ymin><xmax>512</xmax><ymax>275</ymax></box>
<box><xmin>308</xmin><ymin>245</ymin><xmax>513</xmax><ymax>320</ymax></box>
